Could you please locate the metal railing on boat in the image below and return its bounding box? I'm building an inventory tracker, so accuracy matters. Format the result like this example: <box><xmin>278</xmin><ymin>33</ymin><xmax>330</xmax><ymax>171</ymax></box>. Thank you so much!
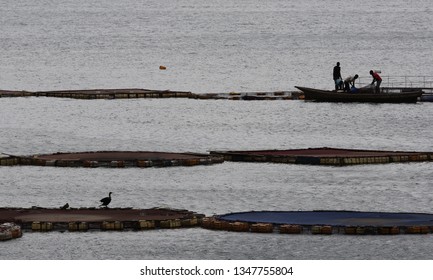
<box><xmin>357</xmin><ymin>75</ymin><xmax>433</xmax><ymax>93</ymax></box>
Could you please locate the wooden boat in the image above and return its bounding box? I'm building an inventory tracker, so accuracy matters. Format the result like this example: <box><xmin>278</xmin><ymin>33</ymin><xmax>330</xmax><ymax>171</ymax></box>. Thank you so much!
<box><xmin>420</xmin><ymin>93</ymin><xmax>433</xmax><ymax>102</ymax></box>
<box><xmin>295</xmin><ymin>86</ymin><xmax>423</xmax><ymax>103</ymax></box>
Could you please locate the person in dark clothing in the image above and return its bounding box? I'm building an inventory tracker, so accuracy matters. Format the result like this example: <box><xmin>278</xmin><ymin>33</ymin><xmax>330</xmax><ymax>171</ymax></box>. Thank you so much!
<box><xmin>333</xmin><ymin>62</ymin><xmax>343</xmax><ymax>90</ymax></box>
<box><xmin>370</xmin><ymin>70</ymin><xmax>382</xmax><ymax>93</ymax></box>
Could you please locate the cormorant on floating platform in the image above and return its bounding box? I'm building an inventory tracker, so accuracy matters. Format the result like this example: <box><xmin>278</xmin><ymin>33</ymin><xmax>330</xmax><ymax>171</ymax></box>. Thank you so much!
<box><xmin>0</xmin><ymin>207</ymin><xmax>204</xmax><ymax>232</ymax></box>
<box><xmin>60</xmin><ymin>203</ymin><xmax>69</xmax><ymax>210</ymax></box>
<box><xmin>100</xmin><ymin>192</ymin><xmax>112</xmax><ymax>207</ymax></box>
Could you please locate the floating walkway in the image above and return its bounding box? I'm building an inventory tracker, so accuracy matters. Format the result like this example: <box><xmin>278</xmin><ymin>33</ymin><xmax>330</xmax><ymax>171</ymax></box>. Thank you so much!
<box><xmin>202</xmin><ymin>211</ymin><xmax>433</xmax><ymax>235</ymax></box>
<box><xmin>0</xmin><ymin>151</ymin><xmax>224</xmax><ymax>168</ymax></box>
<box><xmin>210</xmin><ymin>147</ymin><xmax>433</xmax><ymax>166</ymax></box>
<box><xmin>0</xmin><ymin>207</ymin><xmax>203</xmax><ymax>232</ymax></box>
<box><xmin>0</xmin><ymin>89</ymin><xmax>302</xmax><ymax>100</ymax></box>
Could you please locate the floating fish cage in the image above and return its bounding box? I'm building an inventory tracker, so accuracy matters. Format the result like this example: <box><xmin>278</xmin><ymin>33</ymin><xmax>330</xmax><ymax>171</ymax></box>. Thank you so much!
<box><xmin>0</xmin><ymin>207</ymin><xmax>204</xmax><ymax>233</ymax></box>
<box><xmin>210</xmin><ymin>147</ymin><xmax>433</xmax><ymax>166</ymax></box>
<box><xmin>0</xmin><ymin>151</ymin><xmax>224</xmax><ymax>168</ymax></box>
<box><xmin>201</xmin><ymin>210</ymin><xmax>433</xmax><ymax>235</ymax></box>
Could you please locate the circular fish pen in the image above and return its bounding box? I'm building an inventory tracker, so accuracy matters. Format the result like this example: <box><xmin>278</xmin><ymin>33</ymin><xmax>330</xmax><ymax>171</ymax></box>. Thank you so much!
<box><xmin>202</xmin><ymin>211</ymin><xmax>433</xmax><ymax>235</ymax></box>
<box><xmin>210</xmin><ymin>147</ymin><xmax>433</xmax><ymax>166</ymax></box>
<box><xmin>1</xmin><ymin>151</ymin><xmax>224</xmax><ymax>168</ymax></box>
<box><xmin>0</xmin><ymin>207</ymin><xmax>204</xmax><ymax>232</ymax></box>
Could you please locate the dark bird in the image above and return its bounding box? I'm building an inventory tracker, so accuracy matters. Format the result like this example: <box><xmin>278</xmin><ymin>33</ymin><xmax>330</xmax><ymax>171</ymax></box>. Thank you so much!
<box><xmin>100</xmin><ymin>192</ymin><xmax>112</xmax><ymax>207</ymax></box>
<box><xmin>60</xmin><ymin>203</ymin><xmax>69</xmax><ymax>210</ymax></box>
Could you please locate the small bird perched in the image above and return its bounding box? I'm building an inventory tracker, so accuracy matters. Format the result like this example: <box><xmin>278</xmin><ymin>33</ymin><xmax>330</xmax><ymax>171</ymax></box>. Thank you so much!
<box><xmin>60</xmin><ymin>203</ymin><xmax>69</xmax><ymax>210</ymax></box>
<box><xmin>100</xmin><ymin>192</ymin><xmax>112</xmax><ymax>207</ymax></box>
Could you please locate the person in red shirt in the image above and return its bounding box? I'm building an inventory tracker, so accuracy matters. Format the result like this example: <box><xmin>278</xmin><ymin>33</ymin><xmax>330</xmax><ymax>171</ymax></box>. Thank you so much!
<box><xmin>370</xmin><ymin>70</ymin><xmax>382</xmax><ymax>93</ymax></box>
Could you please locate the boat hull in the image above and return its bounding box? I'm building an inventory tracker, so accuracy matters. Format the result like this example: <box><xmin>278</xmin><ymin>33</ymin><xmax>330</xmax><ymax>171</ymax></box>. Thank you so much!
<box><xmin>295</xmin><ymin>86</ymin><xmax>422</xmax><ymax>103</ymax></box>
<box><xmin>420</xmin><ymin>93</ymin><xmax>433</xmax><ymax>102</ymax></box>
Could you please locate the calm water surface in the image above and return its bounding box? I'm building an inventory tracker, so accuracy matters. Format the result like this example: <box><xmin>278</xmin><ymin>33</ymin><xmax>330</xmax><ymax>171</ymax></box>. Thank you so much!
<box><xmin>1</xmin><ymin>0</ymin><xmax>433</xmax><ymax>260</ymax></box>
<box><xmin>1</xmin><ymin>0</ymin><xmax>433</xmax><ymax>92</ymax></box>
<box><xmin>1</xmin><ymin>99</ymin><xmax>433</xmax><ymax>260</ymax></box>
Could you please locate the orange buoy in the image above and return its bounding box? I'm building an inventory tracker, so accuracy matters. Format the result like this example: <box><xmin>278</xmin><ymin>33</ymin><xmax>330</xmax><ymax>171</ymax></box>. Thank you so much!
<box><xmin>229</xmin><ymin>222</ymin><xmax>250</xmax><ymax>232</ymax></box>
<box><xmin>32</xmin><ymin>221</ymin><xmax>53</xmax><ymax>232</ymax></box>
<box><xmin>405</xmin><ymin>226</ymin><xmax>421</xmax><ymax>234</ymax></box>
<box><xmin>181</xmin><ymin>217</ymin><xmax>198</xmax><ymax>227</ymax></box>
<box><xmin>344</xmin><ymin>227</ymin><xmax>357</xmax><ymax>235</ymax></box>
<box><xmin>390</xmin><ymin>227</ymin><xmax>400</xmax><ymax>234</ymax></box>
<box><xmin>320</xmin><ymin>226</ymin><xmax>333</xmax><ymax>234</ymax></box>
<box><xmin>138</xmin><ymin>220</ymin><xmax>156</xmax><ymax>230</ymax></box>
<box><xmin>378</xmin><ymin>227</ymin><xmax>396</xmax><ymax>235</ymax></box>
<box><xmin>311</xmin><ymin>226</ymin><xmax>321</xmax><ymax>234</ymax></box>
<box><xmin>68</xmin><ymin>222</ymin><xmax>89</xmax><ymax>232</ymax></box>
<box><xmin>420</xmin><ymin>226</ymin><xmax>430</xmax><ymax>234</ymax></box>
<box><xmin>200</xmin><ymin>217</ymin><xmax>213</xmax><ymax>228</ymax></box>
<box><xmin>250</xmin><ymin>223</ymin><xmax>273</xmax><ymax>233</ymax></box>
<box><xmin>101</xmin><ymin>221</ymin><xmax>124</xmax><ymax>231</ymax></box>
<box><xmin>160</xmin><ymin>219</ymin><xmax>181</xmax><ymax>228</ymax></box>
<box><xmin>279</xmin><ymin>224</ymin><xmax>302</xmax><ymax>234</ymax></box>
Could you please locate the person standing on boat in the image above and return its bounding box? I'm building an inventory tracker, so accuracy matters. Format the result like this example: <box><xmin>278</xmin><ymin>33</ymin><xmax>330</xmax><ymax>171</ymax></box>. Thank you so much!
<box><xmin>344</xmin><ymin>74</ymin><xmax>359</xmax><ymax>92</ymax></box>
<box><xmin>333</xmin><ymin>62</ymin><xmax>343</xmax><ymax>90</ymax></box>
<box><xmin>370</xmin><ymin>70</ymin><xmax>382</xmax><ymax>93</ymax></box>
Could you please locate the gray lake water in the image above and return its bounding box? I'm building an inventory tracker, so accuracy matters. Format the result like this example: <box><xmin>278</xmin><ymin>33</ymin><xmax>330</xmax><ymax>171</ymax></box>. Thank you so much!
<box><xmin>1</xmin><ymin>0</ymin><xmax>433</xmax><ymax>260</ymax></box>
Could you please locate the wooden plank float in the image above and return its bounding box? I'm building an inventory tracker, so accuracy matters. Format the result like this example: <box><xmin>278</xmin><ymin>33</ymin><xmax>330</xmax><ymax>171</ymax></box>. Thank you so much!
<box><xmin>0</xmin><ymin>207</ymin><xmax>204</xmax><ymax>232</ymax></box>
<box><xmin>0</xmin><ymin>151</ymin><xmax>224</xmax><ymax>168</ymax></box>
<box><xmin>210</xmin><ymin>147</ymin><xmax>433</xmax><ymax>166</ymax></box>
<box><xmin>202</xmin><ymin>210</ymin><xmax>433</xmax><ymax>235</ymax></box>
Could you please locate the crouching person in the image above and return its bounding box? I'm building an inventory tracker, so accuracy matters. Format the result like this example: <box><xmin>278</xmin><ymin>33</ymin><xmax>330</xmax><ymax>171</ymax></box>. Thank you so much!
<box><xmin>344</xmin><ymin>74</ymin><xmax>359</xmax><ymax>92</ymax></box>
